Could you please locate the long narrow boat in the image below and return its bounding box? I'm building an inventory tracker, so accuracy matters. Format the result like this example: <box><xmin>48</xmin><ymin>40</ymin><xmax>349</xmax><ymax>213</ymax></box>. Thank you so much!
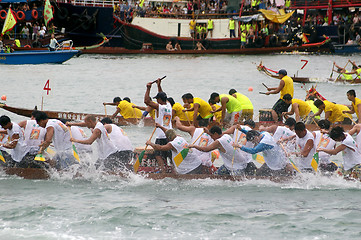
<box><xmin>0</xmin><ymin>50</ymin><xmax>80</xmax><ymax>65</ymax></box>
<box><xmin>257</xmin><ymin>62</ymin><xmax>311</xmax><ymax>83</ymax></box>
<box><xmin>0</xmin><ymin>104</ymin><xmax>353</xmax><ymax>132</ymax></box>
<box><xmin>327</xmin><ymin>77</ymin><xmax>361</xmax><ymax>84</ymax></box>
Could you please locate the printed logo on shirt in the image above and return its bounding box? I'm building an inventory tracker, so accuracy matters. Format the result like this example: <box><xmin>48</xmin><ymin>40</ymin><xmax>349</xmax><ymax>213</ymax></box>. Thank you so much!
<box><xmin>120</xmin><ymin>128</ymin><xmax>127</xmax><ymax>136</ymax></box>
<box><xmin>30</xmin><ymin>129</ymin><xmax>40</xmax><ymax>140</ymax></box>
<box><xmin>58</xmin><ymin>122</ymin><xmax>68</xmax><ymax>132</ymax></box>
<box><xmin>320</xmin><ymin>137</ymin><xmax>330</xmax><ymax>148</ymax></box>
<box><xmin>163</xmin><ymin>114</ymin><xmax>171</xmax><ymax>126</ymax></box>
<box><xmin>79</xmin><ymin>128</ymin><xmax>87</xmax><ymax>138</ymax></box>
<box><xmin>238</xmin><ymin>133</ymin><xmax>247</xmax><ymax>146</ymax></box>
<box><xmin>0</xmin><ymin>134</ymin><xmax>5</xmax><ymax>142</ymax></box>
<box><xmin>199</xmin><ymin>137</ymin><xmax>209</xmax><ymax>147</ymax></box>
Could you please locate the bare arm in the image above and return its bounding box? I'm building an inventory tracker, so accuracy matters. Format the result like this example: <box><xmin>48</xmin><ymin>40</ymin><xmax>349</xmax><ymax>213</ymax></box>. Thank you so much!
<box><xmin>71</xmin><ymin>129</ymin><xmax>101</xmax><ymax>145</ymax></box>
<box><xmin>348</xmin><ymin>124</ymin><xmax>360</xmax><ymax>136</ymax></box>
<box><xmin>133</xmin><ymin>105</ymin><xmax>147</xmax><ymax>111</ymax></box>
<box><xmin>266</xmin><ymin>80</ymin><xmax>285</xmax><ymax>95</ymax></box>
<box><xmin>174</xmin><ymin>117</ymin><xmax>196</xmax><ymax>136</ymax></box>
<box><xmin>146</xmin><ymin>141</ymin><xmax>174</xmax><ymax>151</ymax></box>
<box><xmin>103</xmin><ymin>102</ymin><xmax>117</xmax><ymax>106</ymax></box>
<box><xmin>222</xmin><ymin>125</ymin><xmax>237</xmax><ymax>135</ymax></box>
<box><xmin>192</xmin><ymin>103</ymin><xmax>200</xmax><ymax>127</ymax></box>
<box><xmin>144</xmin><ymin>82</ymin><xmax>159</xmax><ymax>110</ymax></box>
<box><xmin>18</xmin><ymin>120</ymin><xmax>27</xmax><ymax>129</ymax></box>
<box><xmin>300</xmin><ymin>139</ymin><xmax>314</xmax><ymax>157</ymax></box>
<box><xmin>156</xmin><ymin>78</ymin><xmax>163</xmax><ymax>93</ymax></box>
<box><xmin>39</xmin><ymin>127</ymin><xmax>54</xmax><ymax>152</ymax></box>
<box><xmin>318</xmin><ymin>144</ymin><xmax>347</xmax><ymax>155</ymax></box>
<box><xmin>220</xmin><ymin>97</ymin><xmax>228</xmax><ymax>124</ymax></box>
<box><xmin>66</xmin><ymin>121</ymin><xmax>87</xmax><ymax>127</ymax></box>
<box><xmin>258</xmin><ymin>125</ymin><xmax>278</xmax><ymax>134</ymax></box>
<box><xmin>189</xmin><ymin>139</ymin><xmax>220</xmax><ymax>152</ymax></box>
<box><xmin>111</xmin><ymin>107</ymin><xmax>121</xmax><ymax>119</ymax></box>
<box><xmin>324</xmin><ymin>111</ymin><xmax>331</xmax><ymax>120</ymax></box>
<box><xmin>2</xmin><ymin>133</ymin><xmax>19</xmax><ymax>149</ymax></box>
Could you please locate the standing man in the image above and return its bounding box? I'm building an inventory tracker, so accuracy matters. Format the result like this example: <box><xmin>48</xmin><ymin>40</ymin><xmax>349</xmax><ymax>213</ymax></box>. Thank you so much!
<box><xmin>343</xmin><ymin>89</ymin><xmax>361</xmax><ymax>122</ymax></box>
<box><xmin>228</xmin><ymin>17</ymin><xmax>236</xmax><ymax>38</ymax></box>
<box><xmin>265</xmin><ymin>69</ymin><xmax>294</xmax><ymax>122</ymax></box>
<box><xmin>229</xmin><ymin>89</ymin><xmax>254</xmax><ymax>121</ymax></box>
<box><xmin>207</xmin><ymin>18</ymin><xmax>214</xmax><ymax>38</ymax></box>
<box><xmin>189</xmin><ymin>18</ymin><xmax>196</xmax><ymax>38</ymax></box>
<box><xmin>209</xmin><ymin>92</ymin><xmax>243</xmax><ymax>126</ymax></box>
<box><xmin>144</xmin><ymin>79</ymin><xmax>173</xmax><ymax>172</ymax></box>
<box><xmin>182</xmin><ymin>93</ymin><xmax>213</xmax><ymax>127</ymax></box>
<box><xmin>49</xmin><ymin>34</ymin><xmax>59</xmax><ymax>51</ymax></box>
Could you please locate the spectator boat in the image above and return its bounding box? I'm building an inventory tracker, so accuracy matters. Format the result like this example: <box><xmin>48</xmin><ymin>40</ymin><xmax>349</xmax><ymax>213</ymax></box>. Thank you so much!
<box><xmin>0</xmin><ymin>49</ymin><xmax>79</xmax><ymax>64</ymax></box>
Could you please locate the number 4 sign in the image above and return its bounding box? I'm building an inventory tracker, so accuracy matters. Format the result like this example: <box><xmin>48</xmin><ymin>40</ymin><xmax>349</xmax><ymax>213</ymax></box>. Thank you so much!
<box><xmin>43</xmin><ymin>79</ymin><xmax>51</xmax><ymax>95</ymax></box>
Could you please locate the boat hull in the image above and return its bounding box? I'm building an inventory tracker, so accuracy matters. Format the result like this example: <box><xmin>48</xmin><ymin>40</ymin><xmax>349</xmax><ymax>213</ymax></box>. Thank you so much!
<box><xmin>0</xmin><ymin>50</ymin><xmax>80</xmax><ymax>65</ymax></box>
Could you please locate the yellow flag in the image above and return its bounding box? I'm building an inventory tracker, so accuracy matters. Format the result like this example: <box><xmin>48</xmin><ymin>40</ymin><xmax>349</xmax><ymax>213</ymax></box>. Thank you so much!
<box><xmin>44</xmin><ymin>0</ymin><xmax>54</xmax><ymax>27</ymax></box>
<box><xmin>1</xmin><ymin>8</ymin><xmax>17</xmax><ymax>36</ymax></box>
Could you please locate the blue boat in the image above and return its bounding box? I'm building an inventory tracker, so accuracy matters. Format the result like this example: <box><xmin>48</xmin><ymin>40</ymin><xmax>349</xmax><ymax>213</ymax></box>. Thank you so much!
<box><xmin>332</xmin><ymin>44</ymin><xmax>361</xmax><ymax>54</ymax></box>
<box><xmin>0</xmin><ymin>50</ymin><xmax>80</xmax><ymax>65</ymax></box>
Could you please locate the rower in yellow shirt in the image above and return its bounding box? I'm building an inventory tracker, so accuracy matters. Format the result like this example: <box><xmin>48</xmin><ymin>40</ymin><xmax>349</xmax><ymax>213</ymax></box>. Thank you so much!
<box><xmin>229</xmin><ymin>89</ymin><xmax>254</xmax><ymax>121</ymax></box>
<box><xmin>105</xmin><ymin>97</ymin><xmax>142</xmax><ymax>119</ymax></box>
<box><xmin>313</xmin><ymin>99</ymin><xmax>352</xmax><ymax>124</ymax></box>
<box><xmin>282</xmin><ymin>95</ymin><xmax>312</xmax><ymax>123</ymax></box>
<box><xmin>165</xmin><ymin>97</ymin><xmax>195</xmax><ymax>123</ymax></box>
<box><xmin>344</xmin><ymin>89</ymin><xmax>361</xmax><ymax>121</ymax></box>
<box><xmin>182</xmin><ymin>93</ymin><xmax>213</xmax><ymax>127</ymax></box>
<box><xmin>209</xmin><ymin>92</ymin><xmax>243</xmax><ymax>126</ymax></box>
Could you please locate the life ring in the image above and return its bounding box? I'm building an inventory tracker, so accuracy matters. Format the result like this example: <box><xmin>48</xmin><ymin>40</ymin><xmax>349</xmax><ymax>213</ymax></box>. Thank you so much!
<box><xmin>51</xmin><ymin>5</ymin><xmax>55</xmax><ymax>14</ymax></box>
<box><xmin>32</xmin><ymin>9</ymin><xmax>38</xmax><ymax>19</ymax></box>
<box><xmin>16</xmin><ymin>11</ymin><xmax>25</xmax><ymax>21</ymax></box>
<box><xmin>24</xmin><ymin>45</ymin><xmax>31</xmax><ymax>48</ymax></box>
<box><xmin>0</xmin><ymin>10</ymin><xmax>7</xmax><ymax>20</ymax></box>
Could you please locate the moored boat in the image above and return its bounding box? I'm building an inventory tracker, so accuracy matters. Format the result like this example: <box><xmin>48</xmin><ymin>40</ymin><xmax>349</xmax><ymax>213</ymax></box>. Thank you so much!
<box><xmin>0</xmin><ymin>49</ymin><xmax>80</xmax><ymax>64</ymax></box>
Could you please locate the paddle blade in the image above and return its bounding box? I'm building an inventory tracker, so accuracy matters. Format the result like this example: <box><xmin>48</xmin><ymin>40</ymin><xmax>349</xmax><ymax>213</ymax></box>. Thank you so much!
<box><xmin>72</xmin><ymin>144</ymin><xmax>80</xmax><ymax>162</ymax></box>
<box><xmin>174</xmin><ymin>148</ymin><xmax>189</xmax><ymax>167</ymax></box>
<box><xmin>289</xmin><ymin>158</ymin><xmax>301</xmax><ymax>173</ymax></box>
<box><xmin>34</xmin><ymin>154</ymin><xmax>46</xmax><ymax>162</ymax></box>
<box><xmin>46</xmin><ymin>147</ymin><xmax>56</xmax><ymax>157</ymax></box>
<box><xmin>134</xmin><ymin>150</ymin><xmax>145</xmax><ymax>173</ymax></box>
<box><xmin>0</xmin><ymin>151</ymin><xmax>6</xmax><ymax>163</ymax></box>
<box><xmin>252</xmin><ymin>154</ymin><xmax>265</xmax><ymax>164</ymax></box>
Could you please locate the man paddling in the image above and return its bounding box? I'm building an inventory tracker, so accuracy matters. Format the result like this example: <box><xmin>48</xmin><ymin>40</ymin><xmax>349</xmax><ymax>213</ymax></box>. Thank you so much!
<box><xmin>313</xmin><ymin>99</ymin><xmax>352</xmax><ymax>124</ymax></box>
<box><xmin>182</xmin><ymin>93</ymin><xmax>213</xmax><ymax>127</ymax></box>
<box><xmin>294</xmin><ymin>122</ymin><xmax>315</xmax><ymax>172</ymax></box>
<box><xmin>264</xmin><ymin>69</ymin><xmax>294</xmax><ymax>122</ymax></box>
<box><xmin>35</xmin><ymin>112</ymin><xmax>78</xmax><ymax>170</ymax></box>
<box><xmin>229</xmin><ymin>89</ymin><xmax>254</xmax><ymax>121</ymax></box>
<box><xmin>105</xmin><ymin>97</ymin><xmax>142</xmax><ymax>119</ymax></box>
<box><xmin>333</xmin><ymin>62</ymin><xmax>356</xmax><ymax>82</ymax></box>
<box><xmin>189</xmin><ymin>126</ymin><xmax>248</xmax><ymax>176</ymax></box>
<box><xmin>67</xmin><ymin>115</ymin><xmax>127</xmax><ymax>171</ymax></box>
<box><xmin>282</xmin><ymin>95</ymin><xmax>313</xmax><ymax>123</ymax></box>
<box><xmin>343</xmin><ymin>90</ymin><xmax>361</xmax><ymax>122</ymax></box>
<box><xmin>209</xmin><ymin>92</ymin><xmax>243</xmax><ymax>127</ymax></box>
<box><xmin>144</xmin><ymin>79</ymin><xmax>173</xmax><ymax>172</ymax></box>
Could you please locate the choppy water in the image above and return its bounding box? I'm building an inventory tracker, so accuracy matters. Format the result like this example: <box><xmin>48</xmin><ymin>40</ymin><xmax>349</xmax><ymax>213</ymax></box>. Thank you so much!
<box><xmin>1</xmin><ymin>54</ymin><xmax>361</xmax><ymax>239</ymax></box>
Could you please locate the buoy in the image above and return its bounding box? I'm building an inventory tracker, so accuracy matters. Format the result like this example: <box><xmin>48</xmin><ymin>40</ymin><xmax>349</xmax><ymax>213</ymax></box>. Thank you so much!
<box><xmin>248</xmin><ymin>87</ymin><xmax>253</xmax><ymax>92</ymax></box>
<box><xmin>1</xmin><ymin>95</ymin><xmax>7</xmax><ymax>101</ymax></box>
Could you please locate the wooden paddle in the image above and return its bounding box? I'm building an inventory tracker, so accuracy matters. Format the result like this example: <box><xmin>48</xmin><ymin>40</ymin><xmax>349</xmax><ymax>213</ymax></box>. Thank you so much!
<box><xmin>279</xmin><ymin>142</ymin><xmax>301</xmax><ymax>173</ymax></box>
<box><xmin>259</xmin><ymin>92</ymin><xmax>267</xmax><ymax>95</ymax></box>
<box><xmin>262</xmin><ymin>83</ymin><xmax>269</xmax><ymax>89</ymax></box>
<box><xmin>335</xmin><ymin>61</ymin><xmax>349</xmax><ymax>81</ymax></box>
<box><xmin>231</xmin><ymin>129</ymin><xmax>239</xmax><ymax>173</ymax></box>
<box><xmin>134</xmin><ymin>127</ymin><xmax>157</xmax><ymax>173</ymax></box>
<box><xmin>151</xmin><ymin>75</ymin><xmax>166</xmax><ymax>84</ymax></box>
<box><xmin>68</xmin><ymin>127</ymin><xmax>80</xmax><ymax>162</ymax></box>
<box><xmin>330</xmin><ymin>63</ymin><xmax>334</xmax><ymax>78</ymax></box>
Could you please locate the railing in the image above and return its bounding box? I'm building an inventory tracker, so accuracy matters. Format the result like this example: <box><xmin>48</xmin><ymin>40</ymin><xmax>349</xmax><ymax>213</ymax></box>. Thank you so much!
<box><xmin>292</xmin><ymin>0</ymin><xmax>361</xmax><ymax>8</ymax></box>
<box><xmin>55</xmin><ymin>0</ymin><xmax>115</xmax><ymax>8</ymax></box>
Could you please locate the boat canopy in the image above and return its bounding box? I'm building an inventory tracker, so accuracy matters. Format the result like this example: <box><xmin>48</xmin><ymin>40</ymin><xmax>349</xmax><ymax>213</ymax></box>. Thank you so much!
<box><xmin>258</xmin><ymin>9</ymin><xmax>295</xmax><ymax>24</ymax></box>
<box><xmin>234</xmin><ymin>14</ymin><xmax>264</xmax><ymax>22</ymax></box>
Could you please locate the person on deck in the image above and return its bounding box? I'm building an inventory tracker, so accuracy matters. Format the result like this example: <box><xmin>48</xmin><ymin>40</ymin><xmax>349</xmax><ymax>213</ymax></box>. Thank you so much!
<box><xmin>195</xmin><ymin>41</ymin><xmax>206</xmax><ymax>50</ymax></box>
<box><xmin>265</xmin><ymin>69</ymin><xmax>294</xmax><ymax>122</ymax></box>
<box><xmin>209</xmin><ymin>92</ymin><xmax>243</xmax><ymax>127</ymax></box>
<box><xmin>189</xmin><ymin>18</ymin><xmax>196</xmax><ymax>38</ymax></box>
<box><xmin>305</xmin><ymin>95</ymin><xmax>321</xmax><ymax>121</ymax></box>
<box><xmin>313</xmin><ymin>99</ymin><xmax>352</xmax><ymax>124</ymax></box>
<box><xmin>318</xmin><ymin>126</ymin><xmax>361</xmax><ymax>180</ymax></box>
<box><xmin>106</xmin><ymin>97</ymin><xmax>142</xmax><ymax>120</ymax></box>
<box><xmin>189</xmin><ymin>126</ymin><xmax>248</xmax><ymax>176</ymax></box>
<box><xmin>207</xmin><ymin>18</ymin><xmax>214</xmax><ymax>38</ymax></box>
<box><xmin>173</xmin><ymin>116</ymin><xmax>215</xmax><ymax>173</ymax></box>
<box><xmin>343</xmin><ymin>89</ymin><xmax>361</xmax><ymax>122</ymax></box>
<box><xmin>166</xmin><ymin>41</ymin><xmax>174</xmax><ymax>51</ymax></box>
<box><xmin>67</xmin><ymin>115</ymin><xmax>126</xmax><ymax>171</ymax></box>
<box><xmin>228</xmin><ymin>18</ymin><xmax>236</xmax><ymax>38</ymax></box>
<box><xmin>233</xmin><ymin>130</ymin><xmax>293</xmax><ymax>176</ymax></box>
<box><xmin>49</xmin><ymin>34</ymin><xmax>59</xmax><ymax>51</ymax></box>
<box><xmin>182</xmin><ymin>93</ymin><xmax>213</xmax><ymax>127</ymax></box>
<box><xmin>229</xmin><ymin>89</ymin><xmax>254</xmax><ymax>121</ymax></box>
<box><xmin>144</xmin><ymin>78</ymin><xmax>173</xmax><ymax>172</ymax></box>
<box><xmin>35</xmin><ymin>112</ymin><xmax>78</xmax><ymax>170</ymax></box>
<box><xmin>343</xmin><ymin>61</ymin><xmax>361</xmax><ymax>81</ymax></box>
<box><xmin>282</xmin><ymin>95</ymin><xmax>313</xmax><ymax>123</ymax></box>
<box><xmin>312</xmin><ymin>120</ymin><xmax>337</xmax><ymax>173</ymax></box>
<box><xmin>146</xmin><ymin>127</ymin><xmax>203</xmax><ymax>174</ymax></box>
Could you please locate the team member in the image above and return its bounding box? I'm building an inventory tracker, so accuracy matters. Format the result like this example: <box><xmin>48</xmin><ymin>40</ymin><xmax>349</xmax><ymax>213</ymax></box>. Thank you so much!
<box><xmin>207</xmin><ymin>18</ymin><xmax>214</xmax><ymax>38</ymax></box>
<box><xmin>167</xmin><ymin>97</ymin><xmax>195</xmax><ymax>123</ymax></box>
<box><xmin>144</xmin><ymin>79</ymin><xmax>173</xmax><ymax>172</ymax></box>
<box><xmin>234</xmin><ymin>130</ymin><xmax>293</xmax><ymax>176</ymax></box>
<box><xmin>333</xmin><ymin>62</ymin><xmax>356</xmax><ymax>82</ymax></box>
<box><xmin>229</xmin><ymin>89</ymin><xmax>254</xmax><ymax>121</ymax></box>
<box><xmin>209</xmin><ymin>92</ymin><xmax>243</xmax><ymax>126</ymax></box>
<box><xmin>0</xmin><ymin>126</ymin><xmax>11</xmax><ymax>166</ymax></box>
<box><xmin>260</xmin><ymin>117</ymin><xmax>296</xmax><ymax>143</ymax></box>
<box><xmin>174</xmin><ymin>116</ymin><xmax>215</xmax><ymax>173</ymax></box>
<box><xmin>0</xmin><ymin>115</ymin><xmax>33</xmax><ymax>168</ymax></box>
<box><xmin>294</xmin><ymin>122</ymin><xmax>315</xmax><ymax>172</ymax></box>
<box><xmin>182</xmin><ymin>93</ymin><xmax>213</xmax><ymax>127</ymax></box>
<box><xmin>36</xmin><ymin>112</ymin><xmax>78</xmax><ymax>170</ymax></box>
<box><xmin>189</xmin><ymin>126</ymin><xmax>248</xmax><ymax>176</ymax></box>
<box><xmin>318</xmin><ymin>126</ymin><xmax>361</xmax><ymax>180</ymax></box>
<box><xmin>146</xmin><ymin>127</ymin><xmax>203</xmax><ymax>174</ymax></box>
<box><xmin>282</xmin><ymin>95</ymin><xmax>312</xmax><ymax>123</ymax></box>
<box><xmin>105</xmin><ymin>97</ymin><xmax>142</xmax><ymax>119</ymax></box>
<box><xmin>265</xmin><ymin>69</ymin><xmax>294</xmax><ymax>122</ymax></box>
<box><xmin>343</xmin><ymin>89</ymin><xmax>361</xmax><ymax>121</ymax></box>
<box><xmin>67</xmin><ymin>115</ymin><xmax>125</xmax><ymax>171</ymax></box>
<box><xmin>313</xmin><ymin>99</ymin><xmax>352</xmax><ymax>124</ymax></box>
<box><xmin>101</xmin><ymin>117</ymin><xmax>133</xmax><ymax>162</ymax></box>
<box><xmin>312</xmin><ymin>120</ymin><xmax>337</xmax><ymax>172</ymax></box>
<box><xmin>347</xmin><ymin>123</ymin><xmax>361</xmax><ymax>153</ymax></box>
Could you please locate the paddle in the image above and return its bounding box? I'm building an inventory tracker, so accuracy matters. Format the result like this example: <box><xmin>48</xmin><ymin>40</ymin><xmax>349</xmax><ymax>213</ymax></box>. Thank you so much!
<box><xmin>335</xmin><ymin>61</ymin><xmax>349</xmax><ymax>81</ymax></box>
<box><xmin>104</xmin><ymin>105</ymin><xmax>107</xmax><ymax>117</ymax></box>
<box><xmin>68</xmin><ymin>127</ymin><xmax>80</xmax><ymax>162</ymax></box>
<box><xmin>184</xmin><ymin>111</ymin><xmax>191</xmax><ymax>126</ymax></box>
<box><xmin>262</xmin><ymin>83</ymin><xmax>269</xmax><ymax>89</ymax></box>
<box><xmin>312</xmin><ymin>132</ymin><xmax>324</xmax><ymax>172</ymax></box>
<box><xmin>259</xmin><ymin>92</ymin><xmax>267</xmax><ymax>95</ymax></box>
<box><xmin>231</xmin><ymin>129</ymin><xmax>239</xmax><ymax>172</ymax></box>
<box><xmin>279</xmin><ymin>142</ymin><xmax>301</xmax><ymax>173</ymax></box>
<box><xmin>151</xmin><ymin>75</ymin><xmax>166</xmax><ymax>84</ymax></box>
<box><xmin>252</xmin><ymin>153</ymin><xmax>265</xmax><ymax>164</ymax></box>
<box><xmin>329</xmin><ymin>63</ymin><xmax>334</xmax><ymax>79</ymax></box>
<box><xmin>0</xmin><ymin>150</ymin><xmax>6</xmax><ymax>163</ymax></box>
<box><xmin>174</xmin><ymin>130</ymin><xmax>204</xmax><ymax>167</ymax></box>
<box><xmin>134</xmin><ymin>126</ymin><xmax>157</xmax><ymax>173</ymax></box>
<box><xmin>34</xmin><ymin>153</ymin><xmax>46</xmax><ymax>162</ymax></box>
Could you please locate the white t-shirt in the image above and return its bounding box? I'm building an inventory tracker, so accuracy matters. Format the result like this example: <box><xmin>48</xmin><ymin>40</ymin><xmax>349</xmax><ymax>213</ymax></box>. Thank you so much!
<box><xmin>341</xmin><ymin>133</ymin><xmax>361</xmax><ymax>170</ymax></box>
<box><xmin>70</xmin><ymin>126</ymin><xmax>92</xmax><ymax>152</ymax></box>
<box><xmin>7</xmin><ymin>122</ymin><xmax>29</xmax><ymax>162</ymax></box>
<box><xmin>49</xmin><ymin>38</ymin><xmax>58</xmax><ymax>49</ymax></box>
<box><xmin>259</xmin><ymin>132</ymin><xmax>287</xmax><ymax>170</ymax></box>
<box><xmin>218</xmin><ymin>134</ymin><xmax>247</xmax><ymax>171</ymax></box>
<box><xmin>296</xmin><ymin>130</ymin><xmax>315</xmax><ymax>170</ymax></box>
<box><xmin>0</xmin><ymin>126</ymin><xmax>8</xmax><ymax>151</ymax></box>
<box><xmin>233</xmin><ymin>126</ymin><xmax>252</xmax><ymax>163</ymax></box>
<box><xmin>191</xmin><ymin>128</ymin><xmax>213</xmax><ymax>167</ymax></box>
<box><xmin>108</xmin><ymin>124</ymin><xmax>133</xmax><ymax>151</ymax></box>
<box><xmin>155</xmin><ymin>102</ymin><xmax>172</xmax><ymax>139</ymax></box>
<box><xmin>170</xmin><ymin>136</ymin><xmax>202</xmax><ymax>174</ymax></box>
<box><xmin>356</xmin><ymin>129</ymin><xmax>361</xmax><ymax>154</ymax></box>
<box><xmin>313</xmin><ymin>130</ymin><xmax>336</xmax><ymax>164</ymax></box>
<box><xmin>94</xmin><ymin>122</ymin><xmax>118</xmax><ymax>160</ymax></box>
<box><xmin>45</xmin><ymin>119</ymin><xmax>72</xmax><ymax>152</ymax></box>
<box><xmin>24</xmin><ymin>120</ymin><xmax>46</xmax><ymax>155</ymax></box>
<box><xmin>273</xmin><ymin>126</ymin><xmax>296</xmax><ymax>142</ymax></box>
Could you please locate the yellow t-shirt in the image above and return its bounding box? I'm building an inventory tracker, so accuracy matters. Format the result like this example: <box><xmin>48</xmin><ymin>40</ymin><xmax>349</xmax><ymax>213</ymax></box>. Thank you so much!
<box><xmin>117</xmin><ymin>101</ymin><xmax>142</xmax><ymax>119</ymax></box>
<box><xmin>292</xmin><ymin>99</ymin><xmax>311</xmax><ymax>118</ymax></box>
<box><xmin>219</xmin><ymin>94</ymin><xmax>243</xmax><ymax>113</ymax></box>
<box><xmin>305</xmin><ymin>100</ymin><xmax>320</xmax><ymax>120</ymax></box>
<box><xmin>194</xmin><ymin>97</ymin><xmax>213</xmax><ymax>119</ymax></box>
<box><xmin>280</xmin><ymin>75</ymin><xmax>294</xmax><ymax>99</ymax></box>
<box><xmin>172</xmin><ymin>102</ymin><xmax>189</xmax><ymax>121</ymax></box>
<box><xmin>352</xmin><ymin>97</ymin><xmax>361</xmax><ymax>119</ymax></box>
<box><xmin>189</xmin><ymin>20</ymin><xmax>196</xmax><ymax>30</ymax></box>
<box><xmin>235</xmin><ymin>92</ymin><xmax>253</xmax><ymax>110</ymax></box>
<box><xmin>324</xmin><ymin>100</ymin><xmax>348</xmax><ymax>123</ymax></box>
